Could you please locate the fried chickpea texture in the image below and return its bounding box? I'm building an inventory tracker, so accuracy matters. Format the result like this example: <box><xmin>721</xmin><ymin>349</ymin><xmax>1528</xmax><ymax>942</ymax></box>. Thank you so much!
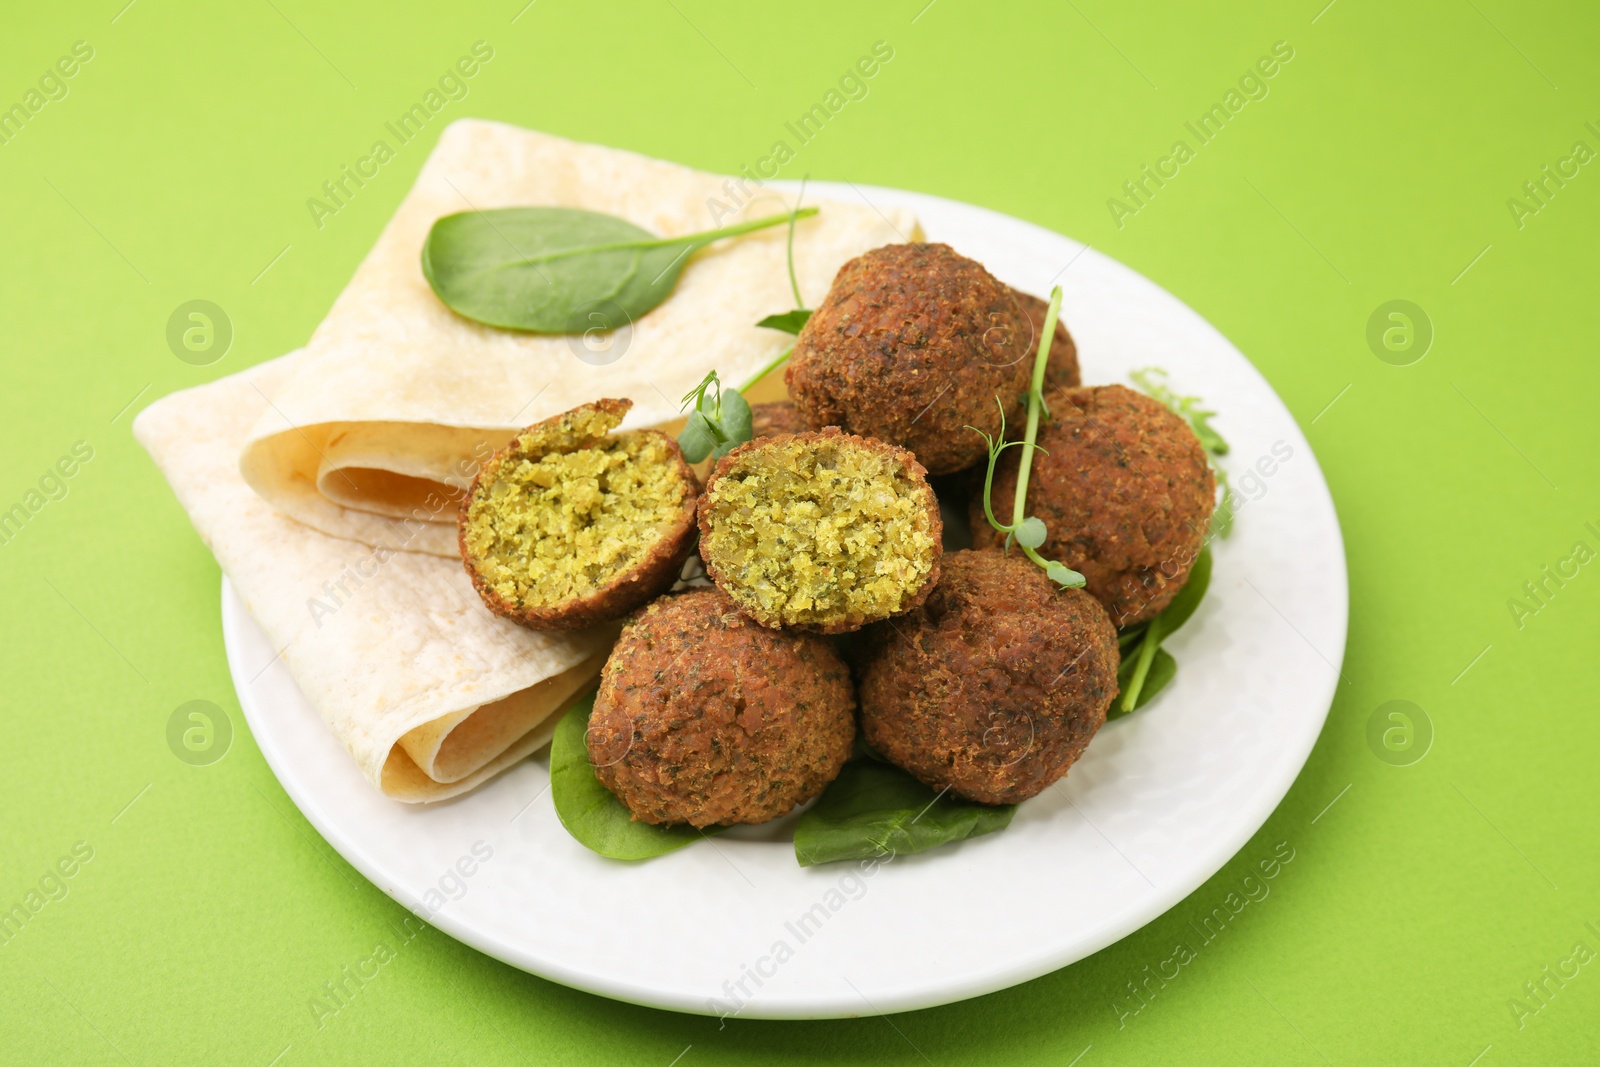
<box><xmin>697</xmin><ymin>428</ymin><xmax>941</xmax><ymax>633</ymax></box>
<box><xmin>972</xmin><ymin>384</ymin><xmax>1215</xmax><ymax>627</ymax></box>
<box><xmin>458</xmin><ymin>399</ymin><xmax>698</xmax><ymax>630</ymax></box>
<box><xmin>587</xmin><ymin>588</ymin><xmax>856</xmax><ymax>827</ymax></box>
<box><xmin>786</xmin><ymin>242</ymin><xmax>1034</xmax><ymax>475</ymax></box>
<box><xmin>857</xmin><ymin>549</ymin><xmax>1119</xmax><ymax>805</ymax></box>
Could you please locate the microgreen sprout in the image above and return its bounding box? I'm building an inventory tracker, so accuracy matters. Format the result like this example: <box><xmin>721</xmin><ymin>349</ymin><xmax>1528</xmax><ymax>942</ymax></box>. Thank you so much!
<box><xmin>968</xmin><ymin>286</ymin><xmax>1086</xmax><ymax>590</ymax></box>
<box><xmin>756</xmin><ymin>177</ymin><xmax>813</xmax><ymax>336</ymax></box>
<box><xmin>1115</xmin><ymin>544</ymin><xmax>1212</xmax><ymax>714</ymax></box>
<box><xmin>677</xmin><ymin>370</ymin><xmax>752</xmax><ymax>463</ymax></box>
<box><xmin>680</xmin><ymin>370</ymin><xmax>728</xmax><ymax>443</ymax></box>
<box><xmin>679</xmin><ymin>186</ymin><xmax>814</xmax><ymax>464</ymax></box>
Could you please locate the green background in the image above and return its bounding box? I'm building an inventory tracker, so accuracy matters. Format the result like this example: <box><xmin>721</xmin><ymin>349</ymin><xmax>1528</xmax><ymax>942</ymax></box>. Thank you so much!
<box><xmin>3</xmin><ymin>0</ymin><xmax>1596</xmax><ymax>1062</ymax></box>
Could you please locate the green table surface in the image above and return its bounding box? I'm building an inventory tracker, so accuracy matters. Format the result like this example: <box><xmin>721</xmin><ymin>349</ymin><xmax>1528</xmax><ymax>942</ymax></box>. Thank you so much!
<box><xmin>3</xmin><ymin>0</ymin><xmax>1597</xmax><ymax>1063</ymax></box>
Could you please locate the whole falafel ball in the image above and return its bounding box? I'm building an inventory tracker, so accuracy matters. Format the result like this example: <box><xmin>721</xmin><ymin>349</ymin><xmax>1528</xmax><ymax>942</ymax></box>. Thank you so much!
<box><xmin>857</xmin><ymin>549</ymin><xmax>1118</xmax><ymax>805</ymax></box>
<box><xmin>786</xmin><ymin>243</ymin><xmax>1033</xmax><ymax>475</ymax></box>
<box><xmin>1009</xmin><ymin>288</ymin><xmax>1081</xmax><ymax>392</ymax></box>
<box><xmin>698</xmin><ymin>428</ymin><xmax>942</xmax><ymax>633</ymax></box>
<box><xmin>971</xmin><ymin>384</ymin><xmax>1214</xmax><ymax>628</ymax></box>
<box><xmin>588</xmin><ymin>588</ymin><xmax>856</xmax><ymax>827</ymax></box>
<box><xmin>749</xmin><ymin>400</ymin><xmax>809</xmax><ymax>440</ymax></box>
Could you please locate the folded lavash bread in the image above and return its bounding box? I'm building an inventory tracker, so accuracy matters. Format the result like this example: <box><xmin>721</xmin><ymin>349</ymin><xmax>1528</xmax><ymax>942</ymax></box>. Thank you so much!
<box><xmin>135</xmin><ymin>351</ymin><xmax>612</xmax><ymax>802</ymax></box>
<box><xmin>239</xmin><ymin>119</ymin><xmax>919</xmax><ymax>557</ymax></box>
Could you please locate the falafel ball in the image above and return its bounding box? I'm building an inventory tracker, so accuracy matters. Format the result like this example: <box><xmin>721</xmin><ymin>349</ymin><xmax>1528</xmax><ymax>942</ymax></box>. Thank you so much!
<box><xmin>1009</xmin><ymin>288</ymin><xmax>1081</xmax><ymax>392</ymax></box>
<box><xmin>458</xmin><ymin>399</ymin><xmax>698</xmax><ymax>631</ymax></box>
<box><xmin>588</xmin><ymin>588</ymin><xmax>856</xmax><ymax>827</ymax></box>
<box><xmin>749</xmin><ymin>400</ymin><xmax>809</xmax><ymax>440</ymax></box>
<box><xmin>971</xmin><ymin>384</ymin><xmax>1214</xmax><ymax>627</ymax></box>
<box><xmin>857</xmin><ymin>549</ymin><xmax>1118</xmax><ymax>805</ymax></box>
<box><xmin>786</xmin><ymin>243</ymin><xmax>1033</xmax><ymax>475</ymax></box>
<box><xmin>698</xmin><ymin>428</ymin><xmax>942</xmax><ymax>633</ymax></box>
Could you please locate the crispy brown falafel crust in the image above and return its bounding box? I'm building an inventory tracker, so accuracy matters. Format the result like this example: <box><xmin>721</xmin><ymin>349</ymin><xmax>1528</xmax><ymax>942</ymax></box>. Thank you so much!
<box><xmin>1009</xmin><ymin>289</ymin><xmax>1081</xmax><ymax>392</ymax></box>
<box><xmin>588</xmin><ymin>588</ymin><xmax>856</xmax><ymax>827</ymax></box>
<box><xmin>698</xmin><ymin>428</ymin><xmax>942</xmax><ymax>634</ymax></box>
<box><xmin>786</xmin><ymin>243</ymin><xmax>1033</xmax><ymax>475</ymax></box>
<box><xmin>749</xmin><ymin>400</ymin><xmax>810</xmax><ymax>440</ymax></box>
<box><xmin>971</xmin><ymin>384</ymin><xmax>1214</xmax><ymax>627</ymax></box>
<box><xmin>858</xmin><ymin>549</ymin><xmax>1118</xmax><ymax>805</ymax></box>
<box><xmin>459</xmin><ymin>399</ymin><xmax>699</xmax><ymax>631</ymax></box>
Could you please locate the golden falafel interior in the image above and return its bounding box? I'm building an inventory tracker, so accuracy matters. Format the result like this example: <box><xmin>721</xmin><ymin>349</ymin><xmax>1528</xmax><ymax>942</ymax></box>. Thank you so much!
<box><xmin>703</xmin><ymin>435</ymin><xmax>937</xmax><ymax>626</ymax></box>
<box><xmin>462</xmin><ymin>405</ymin><xmax>690</xmax><ymax>609</ymax></box>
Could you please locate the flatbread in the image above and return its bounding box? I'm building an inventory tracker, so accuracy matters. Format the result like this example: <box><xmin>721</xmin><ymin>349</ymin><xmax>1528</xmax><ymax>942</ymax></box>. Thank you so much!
<box><xmin>239</xmin><ymin>119</ymin><xmax>917</xmax><ymax>556</ymax></box>
<box><xmin>135</xmin><ymin>352</ymin><xmax>611</xmax><ymax>802</ymax></box>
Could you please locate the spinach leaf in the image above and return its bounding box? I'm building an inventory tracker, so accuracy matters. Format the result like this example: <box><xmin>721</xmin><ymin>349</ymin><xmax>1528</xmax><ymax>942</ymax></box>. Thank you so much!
<box><xmin>421</xmin><ymin>206</ymin><xmax>815</xmax><ymax>333</ymax></box>
<box><xmin>1117</xmin><ymin>623</ymin><xmax>1148</xmax><ymax>651</ymax></box>
<box><xmin>549</xmin><ymin>693</ymin><xmax>719</xmax><ymax>860</ymax></box>
<box><xmin>756</xmin><ymin>309</ymin><xmax>812</xmax><ymax>334</ymax></box>
<box><xmin>1156</xmin><ymin>542</ymin><xmax>1212</xmax><ymax>637</ymax></box>
<box><xmin>1210</xmin><ymin>466</ymin><xmax>1235</xmax><ymax>539</ymax></box>
<box><xmin>852</xmin><ymin>735</ymin><xmax>890</xmax><ymax>763</ymax></box>
<box><xmin>794</xmin><ymin>759</ymin><xmax>1015</xmax><ymax>867</ymax></box>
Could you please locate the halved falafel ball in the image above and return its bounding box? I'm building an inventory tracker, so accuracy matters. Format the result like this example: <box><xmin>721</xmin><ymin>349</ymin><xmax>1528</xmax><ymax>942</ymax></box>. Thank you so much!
<box><xmin>971</xmin><ymin>384</ymin><xmax>1214</xmax><ymax>628</ymax></box>
<box><xmin>698</xmin><ymin>428</ymin><xmax>942</xmax><ymax>633</ymax></box>
<box><xmin>588</xmin><ymin>588</ymin><xmax>856</xmax><ymax>827</ymax></box>
<box><xmin>459</xmin><ymin>399</ymin><xmax>698</xmax><ymax>630</ymax></box>
<box><xmin>858</xmin><ymin>549</ymin><xmax>1119</xmax><ymax>805</ymax></box>
<box><xmin>749</xmin><ymin>400</ymin><xmax>809</xmax><ymax>440</ymax></box>
<box><xmin>786</xmin><ymin>243</ymin><xmax>1033</xmax><ymax>475</ymax></box>
<box><xmin>1009</xmin><ymin>288</ymin><xmax>1081</xmax><ymax>392</ymax></box>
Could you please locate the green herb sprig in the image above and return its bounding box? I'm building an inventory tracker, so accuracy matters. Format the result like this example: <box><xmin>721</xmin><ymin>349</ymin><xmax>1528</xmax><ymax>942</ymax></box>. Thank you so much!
<box><xmin>675</xmin><ymin>343</ymin><xmax>798</xmax><ymax>463</ymax></box>
<box><xmin>679</xmin><ymin>190</ymin><xmax>814</xmax><ymax>463</ymax></box>
<box><xmin>1113</xmin><ymin>544</ymin><xmax>1212</xmax><ymax>714</ymax></box>
<box><xmin>422</xmin><ymin>205</ymin><xmax>817</xmax><ymax>333</ymax></box>
<box><xmin>969</xmin><ymin>286</ymin><xmax>1087</xmax><ymax>589</ymax></box>
<box><xmin>677</xmin><ymin>370</ymin><xmax>752</xmax><ymax>463</ymax></box>
<box><xmin>1130</xmin><ymin>367</ymin><xmax>1234</xmax><ymax>538</ymax></box>
<box><xmin>756</xmin><ymin>178</ymin><xmax>813</xmax><ymax>335</ymax></box>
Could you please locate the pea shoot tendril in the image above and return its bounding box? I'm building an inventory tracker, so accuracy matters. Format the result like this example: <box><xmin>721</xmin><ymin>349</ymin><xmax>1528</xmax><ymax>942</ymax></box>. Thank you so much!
<box><xmin>967</xmin><ymin>286</ymin><xmax>1087</xmax><ymax>589</ymax></box>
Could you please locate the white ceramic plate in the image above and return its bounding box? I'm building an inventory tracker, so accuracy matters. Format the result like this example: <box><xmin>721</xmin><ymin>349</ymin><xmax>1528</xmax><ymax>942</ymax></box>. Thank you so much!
<box><xmin>223</xmin><ymin>183</ymin><xmax>1347</xmax><ymax>1020</ymax></box>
